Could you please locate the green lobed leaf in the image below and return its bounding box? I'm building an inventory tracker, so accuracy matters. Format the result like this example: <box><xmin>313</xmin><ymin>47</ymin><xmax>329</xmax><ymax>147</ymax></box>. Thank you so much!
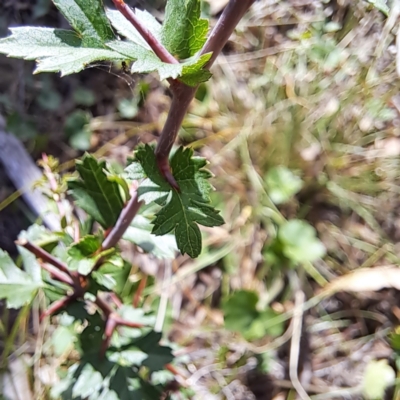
<box><xmin>278</xmin><ymin>219</ymin><xmax>326</xmax><ymax>264</ymax></box>
<box><xmin>134</xmin><ymin>331</ymin><xmax>174</xmax><ymax>372</ymax></box>
<box><xmin>65</xmin><ymin>109</ymin><xmax>92</xmax><ymax>150</ymax></box>
<box><xmin>223</xmin><ymin>290</ymin><xmax>259</xmax><ymax>333</ymax></box>
<box><xmin>107</xmin><ymin>42</ymin><xmax>212</xmax><ymax>85</ymax></box>
<box><xmin>244</xmin><ymin>308</ymin><xmax>284</xmax><ymax>340</ymax></box>
<box><xmin>0</xmin><ymin>3</ymin><xmax>212</xmax><ymax>84</ymax></box>
<box><xmin>0</xmin><ymin>0</ymin><xmax>124</xmax><ymax>75</ymax></box>
<box><xmin>107</xmin><ymin>40</ymin><xmax>212</xmax><ymax>85</ymax></box>
<box><xmin>67</xmin><ymin>235</ymin><xmax>115</xmax><ymax>275</ymax></box>
<box><xmin>0</xmin><ymin>0</ymin><xmax>123</xmax><ymax>76</ymax></box>
<box><xmin>118</xmin><ymin>97</ymin><xmax>139</xmax><ymax>119</ymax></box>
<box><xmin>0</xmin><ymin>250</ymin><xmax>42</xmax><ymax>309</ymax></box>
<box><xmin>72</xmin><ymin>362</ymin><xmax>104</xmax><ymax>399</ymax></box>
<box><xmin>106</xmin><ymin>6</ymin><xmax>212</xmax><ymax>84</ymax></box>
<box><xmin>151</xmin><ymin>370</ymin><xmax>175</xmax><ymax>386</ymax></box>
<box><xmin>51</xmin><ymin>310</ymin><xmax>170</xmax><ymax>399</ymax></box>
<box><xmin>179</xmin><ymin>53</ymin><xmax>212</xmax><ymax>86</ymax></box>
<box><xmin>96</xmin><ymin>259</ymin><xmax>131</xmax><ymax>297</ymax></box>
<box><xmin>0</xmin><ymin>28</ymin><xmax>125</xmax><ymax>76</ymax></box>
<box><xmin>265</xmin><ymin>166</ymin><xmax>303</xmax><ymax>205</ymax></box>
<box><xmin>111</xmin><ymin>331</ymin><xmax>174</xmax><ymax>372</ymax></box>
<box><xmin>78</xmin><ymin>312</ymin><xmax>106</xmax><ymax>355</ymax></box>
<box><xmin>125</xmin><ymin>144</ymin><xmax>224</xmax><ymax>258</ymax></box>
<box><xmin>51</xmin><ymin>325</ymin><xmax>76</xmax><ymax>357</ymax></box>
<box><xmin>223</xmin><ymin>290</ymin><xmax>284</xmax><ymax>340</ymax></box>
<box><xmin>161</xmin><ymin>0</ymin><xmax>209</xmax><ymax>59</ymax></box>
<box><xmin>54</xmin><ymin>346</ymin><xmax>165</xmax><ymax>399</ymax></box>
<box><xmin>91</xmin><ymin>270</ymin><xmax>117</xmax><ymax>290</ymax></box>
<box><xmin>52</xmin><ymin>0</ymin><xmax>115</xmax><ymax>46</ymax></box>
<box><xmin>123</xmin><ymin>214</ymin><xmax>177</xmax><ymax>259</ymax></box>
<box><xmin>108</xmin><ymin>366</ymin><xmax>162</xmax><ymax>400</ymax></box>
<box><xmin>362</xmin><ymin>359</ymin><xmax>395</xmax><ymax>399</ymax></box>
<box><xmin>68</xmin><ymin>154</ymin><xmax>124</xmax><ymax>229</ymax></box>
<box><xmin>105</xmin><ymin>40</ymin><xmax>182</xmax><ymax>80</ymax></box>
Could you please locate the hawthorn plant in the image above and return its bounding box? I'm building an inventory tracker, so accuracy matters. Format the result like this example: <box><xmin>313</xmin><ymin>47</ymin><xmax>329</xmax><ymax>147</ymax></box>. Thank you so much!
<box><xmin>0</xmin><ymin>0</ymin><xmax>255</xmax><ymax>398</ymax></box>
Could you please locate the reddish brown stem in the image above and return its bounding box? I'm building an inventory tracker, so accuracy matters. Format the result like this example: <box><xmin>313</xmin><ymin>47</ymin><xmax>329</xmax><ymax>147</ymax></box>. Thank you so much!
<box><xmin>17</xmin><ymin>239</ymin><xmax>72</xmax><ymax>277</ymax></box>
<box><xmin>100</xmin><ymin>315</ymin><xmax>144</xmax><ymax>357</ymax></box>
<box><xmin>110</xmin><ymin>293</ymin><xmax>123</xmax><ymax>308</ymax></box>
<box><xmin>38</xmin><ymin>261</ymin><xmax>75</xmax><ymax>286</ymax></box>
<box><xmin>154</xmin><ymin>84</ymin><xmax>197</xmax><ymax>189</ymax></box>
<box><xmin>114</xmin><ymin>316</ymin><xmax>144</xmax><ymax>329</ymax></box>
<box><xmin>156</xmin><ymin>154</ymin><xmax>182</xmax><ymax>191</ymax></box>
<box><xmin>105</xmin><ymin>0</ymin><xmax>255</xmax><ymax>221</ymax></box>
<box><xmin>200</xmin><ymin>0</ymin><xmax>255</xmax><ymax>66</ymax></box>
<box><xmin>40</xmin><ymin>295</ymin><xmax>76</xmax><ymax>321</ymax></box>
<box><xmin>101</xmin><ymin>317</ymin><xmax>117</xmax><ymax>358</ymax></box>
<box><xmin>96</xmin><ymin>295</ymin><xmax>145</xmax><ymax>355</ymax></box>
<box><xmin>95</xmin><ymin>296</ymin><xmax>144</xmax><ymax>328</ymax></box>
<box><xmin>95</xmin><ymin>295</ymin><xmax>114</xmax><ymax>317</ymax></box>
<box><xmin>101</xmin><ymin>191</ymin><xmax>143</xmax><ymax>251</ymax></box>
<box><xmin>155</xmin><ymin>0</ymin><xmax>255</xmax><ymax>185</ymax></box>
<box><xmin>111</xmin><ymin>0</ymin><xmax>178</xmax><ymax>65</ymax></box>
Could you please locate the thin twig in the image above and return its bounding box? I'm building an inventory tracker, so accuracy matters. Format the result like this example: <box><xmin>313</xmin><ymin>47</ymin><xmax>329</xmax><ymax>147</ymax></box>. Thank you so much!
<box><xmin>37</xmin><ymin>261</ymin><xmax>75</xmax><ymax>286</ymax></box>
<box><xmin>96</xmin><ymin>295</ymin><xmax>144</xmax><ymax>357</ymax></box>
<box><xmin>155</xmin><ymin>0</ymin><xmax>255</xmax><ymax>186</ymax></box>
<box><xmin>17</xmin><ymin>239</ymin><xmax>73</xmax><ymax>277</ymax></box>
<box><xmin>101</xmin><ymin>317</ymin><xmax>117</xmax><ymax>358</ymax></box>
<box><xmin>289</xmin><ymin>289</ymin><xmax>310</xmax><ymax>400</ymax></box>
<box><xmin>95</xmin><ymin>295</ymin><xmax>114</xmax><ymax>317</ymax></box>
<box><xmin>95</xmin><ymin>295</ymin><xmax>145</xmax><ymax>329</ymax></box>
<box><xmin>200</xmin><ymin>0</ymin><xmax>255</xmax><ymax>67</ymax></box>
<box><xmin>101</xmin><ymin>190</ymin><xmax>143</xmax><ymax>251</ymax></box>
<box><xmin>155</xmin><ymin>84</ymin><xmax>197</xmax><ymax>182</ymax></box>
<box><xmin>110</xmin><ymin>293</ymin><xmax>123</xmax><ymax>308</ymax></box>
<box><xmin>113</xmin><ymin>316</ymin><xmax>144</xmax><ymax>329</ymax></box>
<box><xmin>40</xmin><ymin>295</ymin><xmax>76</xmax><ymax>321</ymax></box>
<box><xmin>111</xmin><ymin>0</ymin><xmax>178</xmax><ymax>64</ymax></box>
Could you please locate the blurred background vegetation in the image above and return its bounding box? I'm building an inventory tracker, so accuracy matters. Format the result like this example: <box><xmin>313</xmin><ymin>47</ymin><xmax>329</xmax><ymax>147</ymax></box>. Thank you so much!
<box><xmin>2</xmin><ymin>0</ymin><xmax>400</xmax><ymax>399</ymax></box>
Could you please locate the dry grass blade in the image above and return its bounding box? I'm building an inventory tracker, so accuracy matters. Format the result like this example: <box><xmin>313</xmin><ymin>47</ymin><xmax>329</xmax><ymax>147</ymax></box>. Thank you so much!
<box><xmin>322</xmin><ymin>266</ymin><xmax>400</xmax><ymax>295</ymax></box>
